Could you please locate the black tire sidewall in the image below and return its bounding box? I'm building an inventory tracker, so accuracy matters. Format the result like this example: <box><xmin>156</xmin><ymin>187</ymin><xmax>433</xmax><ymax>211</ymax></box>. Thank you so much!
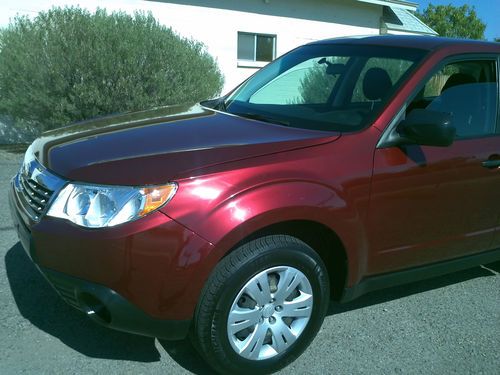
<box><xmin>207</xmin><ymin>239</ymin><xmax>329</xmax><ymax>374</ymax></box>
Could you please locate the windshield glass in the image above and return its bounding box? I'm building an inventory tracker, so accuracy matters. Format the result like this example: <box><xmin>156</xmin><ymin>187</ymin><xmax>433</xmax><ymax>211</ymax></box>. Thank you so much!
<box><xmin>224</xmin><ymin>43</ymin><xmax>426</xmax><ymax>132</ymax></box>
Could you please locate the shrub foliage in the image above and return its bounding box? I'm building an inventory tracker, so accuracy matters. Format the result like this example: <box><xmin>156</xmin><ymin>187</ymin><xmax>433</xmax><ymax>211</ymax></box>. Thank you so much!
<box><xmin>0</xmin><ymin>7</ymin><xmax>224</xmax><ymax>130</ymax></box>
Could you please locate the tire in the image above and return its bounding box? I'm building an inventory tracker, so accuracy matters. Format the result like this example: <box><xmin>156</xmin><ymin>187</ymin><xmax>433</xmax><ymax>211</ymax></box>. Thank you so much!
<box><xmin>191</xmin><ymin>235</ymin><xmax>330</xmax><ymax>374</ymax></box>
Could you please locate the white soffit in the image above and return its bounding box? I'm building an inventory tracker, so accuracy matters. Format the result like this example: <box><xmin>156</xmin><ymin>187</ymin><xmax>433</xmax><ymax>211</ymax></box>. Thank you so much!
<box><xmin>355</xmin><ymin>0</ymin><xmax>418</xmax><ymax>11</ymax></box>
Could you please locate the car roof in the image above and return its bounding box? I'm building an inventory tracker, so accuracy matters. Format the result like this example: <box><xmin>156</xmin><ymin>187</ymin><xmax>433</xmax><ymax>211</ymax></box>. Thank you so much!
<box><xmin>309</xmin><ymin>35</ymin><xmax>500</xmax><ymax>52</ymax></box>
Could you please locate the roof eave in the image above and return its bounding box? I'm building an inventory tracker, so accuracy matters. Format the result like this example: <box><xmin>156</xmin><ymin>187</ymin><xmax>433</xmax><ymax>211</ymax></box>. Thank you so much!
<box><xmin>385</xmin><ymin>26</ymin><xmax>438</xmax><ymax>36</ymax></box>
<box><xmin>356</xmin><ymin>0</ymin><xmax>417</xmax><ymax>11</ymax></box>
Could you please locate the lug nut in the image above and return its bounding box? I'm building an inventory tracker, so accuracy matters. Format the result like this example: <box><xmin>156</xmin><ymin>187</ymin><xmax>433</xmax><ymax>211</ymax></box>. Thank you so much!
<box><xmin>269</xmin><ymin>316</ymin><xmax>276</xmax><ymax>324</ymax></box>
<box><xmin>275</xmin><ymin>305</ymin><xmax>282</xmax><ymax>312</ymax></box>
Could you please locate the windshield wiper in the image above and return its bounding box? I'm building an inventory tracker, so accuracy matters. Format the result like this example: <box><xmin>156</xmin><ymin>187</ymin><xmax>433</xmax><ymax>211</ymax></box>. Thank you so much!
<box><xmin>233</xmin><ymin>112</ymin><xmax>290</xmax><ymax>126</ymax></box>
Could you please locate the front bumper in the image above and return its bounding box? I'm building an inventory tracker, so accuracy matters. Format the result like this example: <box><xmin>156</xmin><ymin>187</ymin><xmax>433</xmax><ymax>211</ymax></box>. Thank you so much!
<box><xmin>9</xmin><ymin>176</ymin><xmax>214</xmax><ymax>339</ymax></box>
<box><xmin>40</xmin><ymin>267</ymin><xmax>191</xmax><ymax>340</ymax></box>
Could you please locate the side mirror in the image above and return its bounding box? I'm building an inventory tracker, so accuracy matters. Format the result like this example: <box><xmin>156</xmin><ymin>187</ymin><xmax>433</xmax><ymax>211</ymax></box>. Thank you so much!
<box><xmin>200</xmin><ymin>96</ymin><xmax>227</xmax><ymax>111</ymax></box>
<box><xmin>397</xmin><ymin>109</ymin><xmax>455</xmax><ymax>147</ymax></box>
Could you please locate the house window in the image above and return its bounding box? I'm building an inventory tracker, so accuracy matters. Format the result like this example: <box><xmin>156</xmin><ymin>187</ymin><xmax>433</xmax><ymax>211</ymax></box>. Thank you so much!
<box><xmin>237</xmin><ymin>32</ymin><xmax>276</xmax><ymax>64</ymax></box>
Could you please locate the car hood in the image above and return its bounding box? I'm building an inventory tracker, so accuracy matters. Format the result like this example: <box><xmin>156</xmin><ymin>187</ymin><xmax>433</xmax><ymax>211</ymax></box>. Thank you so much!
<box><xmin>31</xmin><ymin>104</ymin><xmax>339</xmax><ymax>185</ymax></box>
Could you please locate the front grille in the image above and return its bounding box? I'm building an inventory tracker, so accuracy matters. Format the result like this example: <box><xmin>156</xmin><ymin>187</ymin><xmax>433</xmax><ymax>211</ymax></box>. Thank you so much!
<box><xmin>17</xmin><ymin>174</ymin><xmax>54</xmax><ymax>220</ymax></box>
<box><xmin>13</xmin><ymin>155</ymin><xmax>67</xmax><ymax>223</ymax></box>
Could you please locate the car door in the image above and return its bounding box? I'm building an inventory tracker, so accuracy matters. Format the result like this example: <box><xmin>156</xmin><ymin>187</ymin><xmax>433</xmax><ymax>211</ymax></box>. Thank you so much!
<box><xmin>366</xmin><ymin>57</ymin><xmax>500</xmax><ymax>275</ymax></box>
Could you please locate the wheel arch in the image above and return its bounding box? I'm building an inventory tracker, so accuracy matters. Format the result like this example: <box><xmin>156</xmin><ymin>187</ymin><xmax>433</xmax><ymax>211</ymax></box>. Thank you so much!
<box><xmin>221</xmin><ymin>220</ymin><xmax>349</xmax><ymax>301</ymax></box>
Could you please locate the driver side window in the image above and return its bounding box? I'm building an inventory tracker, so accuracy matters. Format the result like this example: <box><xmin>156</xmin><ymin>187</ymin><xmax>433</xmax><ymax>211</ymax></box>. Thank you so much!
<box><xmin>406</xmin><ymin>60</ymin><xmax>498</xmax><ymax>138</ymax></box>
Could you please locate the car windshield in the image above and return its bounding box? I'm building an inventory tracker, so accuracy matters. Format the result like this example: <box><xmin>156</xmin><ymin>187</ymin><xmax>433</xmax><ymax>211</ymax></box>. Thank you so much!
<box><xmin>223</xmin><ymin>43</ymin><xmax>426</xmax><ymax>132</ymax></box>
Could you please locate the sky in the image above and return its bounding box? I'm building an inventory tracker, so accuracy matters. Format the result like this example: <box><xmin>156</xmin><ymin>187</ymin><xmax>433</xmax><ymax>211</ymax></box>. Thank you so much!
<box><xmin>417</xmin><ymin>0</ymin><xmax>499</xmax><ymax>41</ymax></box>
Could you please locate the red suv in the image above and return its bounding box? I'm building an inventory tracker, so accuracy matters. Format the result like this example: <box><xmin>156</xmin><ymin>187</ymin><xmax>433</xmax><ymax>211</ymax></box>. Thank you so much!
<box><xmin>9</xmin><ymin>36</ymin><xmax>500</xmax><ymax>374</ymax></box>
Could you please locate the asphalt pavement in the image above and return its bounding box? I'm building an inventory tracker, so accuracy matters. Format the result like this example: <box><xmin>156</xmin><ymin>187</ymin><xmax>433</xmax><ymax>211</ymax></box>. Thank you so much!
<box><xmin>0</xmin><ymin>150</ymin><xmax>499</xmax><ymax>375</ymax></box>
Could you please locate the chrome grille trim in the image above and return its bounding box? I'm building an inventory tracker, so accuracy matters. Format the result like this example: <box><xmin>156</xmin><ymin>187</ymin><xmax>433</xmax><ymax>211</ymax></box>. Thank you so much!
<box><xmin>13</xmin><ymin>157</ymin><xmax>67</xmax><ymax>223</ymax></box>
<box><xmin>20</xmin><ymin>174</ymin><xmax>50</xmax><ymax>211</ymax></box>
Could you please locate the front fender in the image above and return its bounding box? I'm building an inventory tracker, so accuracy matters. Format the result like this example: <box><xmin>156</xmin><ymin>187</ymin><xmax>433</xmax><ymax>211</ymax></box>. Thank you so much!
<box><xmin>162</xmin><ymin>176</ymin><xmax>368</xmax><ymax>287</ymax></box>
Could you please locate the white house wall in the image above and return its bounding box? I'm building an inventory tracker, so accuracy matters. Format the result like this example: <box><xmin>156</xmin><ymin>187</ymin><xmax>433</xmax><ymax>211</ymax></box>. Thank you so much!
<box><xmin>0</xmin><ymin>0</ymin><xmax>382</xmax><ymax>94</ymax></box>
<box><xmin>150</xmin><ymin>0</ymin><xmax>382</xmax><ymax>93</ymax></box>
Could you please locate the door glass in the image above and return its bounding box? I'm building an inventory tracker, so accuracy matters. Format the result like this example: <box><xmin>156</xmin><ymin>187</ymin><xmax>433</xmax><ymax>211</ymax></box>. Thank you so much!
<box><xmin>407</xmin><ymin>60</ymin><xmax>498</xmax><ymax>138</ymax></box>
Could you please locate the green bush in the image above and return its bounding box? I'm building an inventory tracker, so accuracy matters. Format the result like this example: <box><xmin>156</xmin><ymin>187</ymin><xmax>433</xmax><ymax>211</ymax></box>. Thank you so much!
<box><xmin>0</xmin><ymin>7</ymin><xmax>224</xmax><ymax>131</ymax></box>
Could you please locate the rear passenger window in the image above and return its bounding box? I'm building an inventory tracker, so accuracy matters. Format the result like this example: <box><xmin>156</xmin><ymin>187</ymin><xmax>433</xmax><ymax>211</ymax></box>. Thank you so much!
<box><xmin>407</xmin><ymin>60</ymin><xmax>498</xmax><ymax>138</ymax></box>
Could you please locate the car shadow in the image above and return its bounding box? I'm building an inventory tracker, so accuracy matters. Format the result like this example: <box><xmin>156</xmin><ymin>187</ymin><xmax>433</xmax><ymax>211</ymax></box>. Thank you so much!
<box><xmin>158</xmin><ymin>339</ymin><xmax>217</xmax><ymax>375</ymax></box>
<box><xmin>327</xmin><ymin>262</ymin><xmax>499</xmax><ymax>315</ymax></box>
<box><xmin>5</xmin><ymin>241</ymin><xmax>499</xmax><ymax>374</ymax></box>
<box><xmin>483</xmin><ymin>260</ymin><xmax>500</xmax><ymax>273</ymax></box>
<box><xmin>5</xmin><ymin>242</ymin><xmax>161</xmax><ymax>363</ymax></box>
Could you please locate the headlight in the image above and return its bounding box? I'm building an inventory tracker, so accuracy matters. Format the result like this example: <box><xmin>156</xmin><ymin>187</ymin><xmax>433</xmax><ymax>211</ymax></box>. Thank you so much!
<box><xmin>47</xmin><ymin>182</ymin><xmax>177</xmax><ymax>228</ymax></box>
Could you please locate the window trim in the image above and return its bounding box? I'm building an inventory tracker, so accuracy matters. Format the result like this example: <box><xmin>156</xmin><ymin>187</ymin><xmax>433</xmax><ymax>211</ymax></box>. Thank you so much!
<box><xmin>377</xmin><ymin>53</ymin><xmax>500</xmax><ymax>148</ymax></box>
<box><xmin>237</xmin><ymin>32</ymin><xmax>276</xmax><ymax>67</ymax></box>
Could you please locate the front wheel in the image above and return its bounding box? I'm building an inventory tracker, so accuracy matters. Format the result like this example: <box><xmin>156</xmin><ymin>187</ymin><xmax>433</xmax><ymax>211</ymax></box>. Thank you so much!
<box><xmin>191</xmin><ymin>235</ymin><xmax>330</xmax><ymax>374</ymax></box>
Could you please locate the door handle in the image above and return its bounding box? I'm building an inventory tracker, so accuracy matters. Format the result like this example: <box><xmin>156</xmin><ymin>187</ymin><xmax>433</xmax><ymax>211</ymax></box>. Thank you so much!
<box><xmin>481</xmin><ymin>159</ymin><xmax>500</xmax><ymax>169</ymax></box>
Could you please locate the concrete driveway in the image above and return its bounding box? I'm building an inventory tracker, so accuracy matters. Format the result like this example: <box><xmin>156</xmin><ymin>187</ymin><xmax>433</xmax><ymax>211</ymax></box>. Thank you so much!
<box><xmin>1</xmin><ymin>150</ymin><xmax>499</xmax><ymax>374</ymax></box>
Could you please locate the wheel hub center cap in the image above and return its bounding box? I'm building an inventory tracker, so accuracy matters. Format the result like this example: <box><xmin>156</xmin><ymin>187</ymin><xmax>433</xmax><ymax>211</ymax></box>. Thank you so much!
<box><xmin>262</xmin><ymin>304</ymin><xmax>274</xmax><ymax>318</ymax></box>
